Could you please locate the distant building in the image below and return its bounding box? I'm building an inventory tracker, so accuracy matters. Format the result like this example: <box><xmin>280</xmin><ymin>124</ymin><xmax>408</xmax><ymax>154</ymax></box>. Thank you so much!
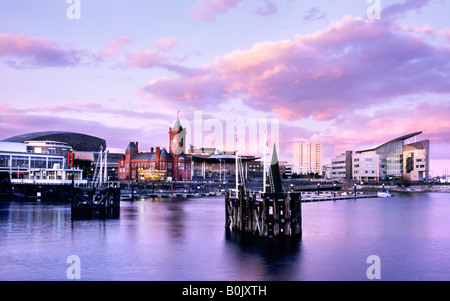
<box><xmin>293</xmin><ymin>142</ymin><xmax>322</xmax><ymax>175</ymax></box>
<box><xmin>0</xmin><ymin>140</ymin><xmax>83</xmax><ymax>184</ymax></box>
<box><xmin>2</xmin><ymin>131</ymin><xmax>106</xmax><ymax>152</ymax></box>
<box><xmin>118</xmin><ymin>118</ymin><xmax>192</xmax><ymax>181</ymax></box>
<box><xmin>322</xmin><ymin>164</ymin><xmax>331</xmax><ymax>179</ymax></box>
<box><xmin>1</xmin><ymin>131</ymin><xmax>118</xmax><ymax>182</ymax></box>
<box><xmin>352</xmin><ymin>151</ymin><xmax>385</xmax><ymax>182</ymax></box>
<box><xmin>327</xmin><ymin>131</ymin><xmax>430</xmax><ymax>183</ymax></box>
<box><xmin>331</xmin><ymin>151</ymin><xmax>352</xmax><ymax>181</ymax></box>
<box><xmin>346</xmin><ymin>131</ymin><xmax>429</xmax><ymax>182</ymax></box>
<box><xmin>403</xmin><ymin>139</ymin><xmax>429</xmax><ymax>182</ymax></box>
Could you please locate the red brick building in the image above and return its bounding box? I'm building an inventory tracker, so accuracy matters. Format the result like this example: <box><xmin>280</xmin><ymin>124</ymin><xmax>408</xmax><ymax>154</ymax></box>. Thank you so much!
<box><xmin>118</xmin><ymin>118</ymin><xmax>191</xmax><ymax>181</ymax></box>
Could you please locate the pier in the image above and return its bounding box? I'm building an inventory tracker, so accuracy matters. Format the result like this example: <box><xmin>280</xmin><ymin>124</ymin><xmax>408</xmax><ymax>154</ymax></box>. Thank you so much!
<box><xmin>225</xmin><ymin>185</ymin><xmax>302</xmax><ymax>238</ymax></box>
<box><xmin>71</xmin><ymin>186</ymin><xmax>120</xmax><ymax>219</ymax></box>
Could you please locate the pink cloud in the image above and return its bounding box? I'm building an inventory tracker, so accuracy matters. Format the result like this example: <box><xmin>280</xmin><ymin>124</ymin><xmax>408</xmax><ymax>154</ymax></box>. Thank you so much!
<box><xmin>154</xmin><ymin>37</ymin><xmax>178</xmax><ymax>52</ymax></box>
<box><xmin>308</xmin><ymin>101</ymin><xmax>450</xmax><ymax>161</ymax></box>
<box><xmin>190</xmin><ymin>0</ymin><xmax>245</xmax><ymax>22</ymax></box>
<box><xmin>126</xmin><ymin>49</ymin><xmax>171</xmax><ymax>68</ymax></box>
<box><xmin>99</xmin><ymin>36</ymin><xmax>132</xmax><ymax>59</ymax></box>
<box><xmin>0</xmin><ymin>33</ymin><xmax>86</xmax><ymax>68</ymax></box>
<box><xmin>440</xmin><ymin>29</ymin><xmax>450</xmax><ymax>42</ymax></box>
<box><xmin>140</xmin><ymin>16</ymin><xmax>450</xmax><ymax>121</ymax></box>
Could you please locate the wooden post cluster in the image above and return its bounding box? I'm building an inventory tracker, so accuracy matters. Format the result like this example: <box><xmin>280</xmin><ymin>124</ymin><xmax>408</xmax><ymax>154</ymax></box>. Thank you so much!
<box><xmin>225</xmin><ymin>185</ymin><xmax>301</xmax><ymax>238</ymax></box>
<box><xmin>71</xmin><ymin>187</ymin><xmax>120</xmax><ymax>210</ymax></box>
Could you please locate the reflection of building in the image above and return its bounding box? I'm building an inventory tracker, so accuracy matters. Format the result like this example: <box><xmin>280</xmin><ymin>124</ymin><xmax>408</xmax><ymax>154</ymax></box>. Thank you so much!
<box><xmin>293</xmin><ymin>142</ymin><xmax>322</xmax><ymax>175</ymax></box>
<box><xmin>118</xmin><ymin>118</ymin><xmax>192</xmax><ymax>181</ymax></box>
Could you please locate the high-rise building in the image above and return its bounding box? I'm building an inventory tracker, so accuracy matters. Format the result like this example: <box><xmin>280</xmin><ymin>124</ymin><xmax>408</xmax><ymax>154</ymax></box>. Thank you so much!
<box><xmin>293</xmin><ymin>142</ymin><xmax>322</xmax><ymax>175</ymax></box>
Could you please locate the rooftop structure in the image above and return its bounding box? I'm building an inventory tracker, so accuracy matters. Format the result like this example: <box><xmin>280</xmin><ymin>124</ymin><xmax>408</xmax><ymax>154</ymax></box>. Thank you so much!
<box><xmin>2</xmin><ymin>131</ymin><xmax>106</xmax><ymax>152</ymax></box>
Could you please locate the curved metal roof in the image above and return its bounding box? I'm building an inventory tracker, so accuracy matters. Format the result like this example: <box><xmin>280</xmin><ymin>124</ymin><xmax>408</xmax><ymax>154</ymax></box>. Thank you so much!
<box><xmin>2</xmin><ymin>131</ymin><xmax>106</xmax><ymax>152</ymax></box>
<box><xmin>356</xmin><ymin>131</ymin><xmax>422</xmax><ymax>153</ymax></box>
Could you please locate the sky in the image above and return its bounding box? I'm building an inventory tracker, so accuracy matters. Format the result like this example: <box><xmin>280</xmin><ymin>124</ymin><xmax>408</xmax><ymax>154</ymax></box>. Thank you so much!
<box><xmin>0</xmin><ymin>0</ymin><xmax>449</xmax><ymax>177</ymax></box>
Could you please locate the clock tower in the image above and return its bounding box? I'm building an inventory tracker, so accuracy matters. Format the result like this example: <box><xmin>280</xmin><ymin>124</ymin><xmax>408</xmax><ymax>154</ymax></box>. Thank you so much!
<box><xmin>169</xmin><ymin>117</ymin><xmax>186</xmax><ymax>156</ymax></box>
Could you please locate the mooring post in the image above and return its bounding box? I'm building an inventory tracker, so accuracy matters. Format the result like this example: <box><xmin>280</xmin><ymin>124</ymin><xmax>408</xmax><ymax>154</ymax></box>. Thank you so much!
<box><xmin>290</xmin><ymin>192</ymin><xmax>302</xmax><ymax>236</ymax></box>
<box><xmin>238</xmin><ymin>185</ymin><xmax>244</xmax><ymax>231</ymax></box>
<box><xmin>225</xmin><ymin>191</ymin><xmax>230</xmax><ymax>228</ymax></box>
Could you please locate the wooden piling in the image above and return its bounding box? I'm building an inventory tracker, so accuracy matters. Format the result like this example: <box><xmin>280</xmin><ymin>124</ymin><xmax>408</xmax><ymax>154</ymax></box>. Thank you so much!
<box><xmin>71</xmin><ymin>187</ymin><xmax>120</xmax><ymax>211</ymax></box>
<box><xmin>225</xmin><ymin>185</ymin><xmax>302</xmax><ymax>238</ymax></box>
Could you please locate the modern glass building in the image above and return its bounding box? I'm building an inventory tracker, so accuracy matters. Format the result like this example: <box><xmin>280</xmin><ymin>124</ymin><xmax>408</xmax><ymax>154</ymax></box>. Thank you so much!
<box><xmin>355</xmin><ymin>131</ymin><xmax>426</xmax><ymax>180</ymax></box>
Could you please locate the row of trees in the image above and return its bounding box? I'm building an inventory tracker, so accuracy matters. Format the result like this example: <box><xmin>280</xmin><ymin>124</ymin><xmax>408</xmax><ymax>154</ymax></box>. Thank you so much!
<box><xmin>282</xmin><ymin>172</ymin><xmax>322</xmax><ymax>179</ymax></box>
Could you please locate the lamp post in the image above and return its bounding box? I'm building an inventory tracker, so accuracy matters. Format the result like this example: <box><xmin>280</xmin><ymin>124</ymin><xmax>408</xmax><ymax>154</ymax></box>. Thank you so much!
<box><xmin>291</xmin><ymin>183</ymin><xmax>294</xmax><ymax>193</ymax></box>
<box><xmin>317</xmin><ymin>183</ymin><xmax>320</xmax><ymax>196</ymax></box>
<box><xmin>354</xmin><ymin>183</ymin><xmax>357</xmax><ymax>196</ymax></box>
<box><xmin>333</xmin><ymin>183</ymin><xmax>336</xmax><ymax>197</ymax></box>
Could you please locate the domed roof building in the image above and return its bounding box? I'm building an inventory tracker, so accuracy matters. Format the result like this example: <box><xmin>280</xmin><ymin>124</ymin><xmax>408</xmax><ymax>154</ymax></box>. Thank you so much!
<box><xmin>2</xmin><ymin>131</ymin><xmax>106</xmax><ymax>152</ymax></box>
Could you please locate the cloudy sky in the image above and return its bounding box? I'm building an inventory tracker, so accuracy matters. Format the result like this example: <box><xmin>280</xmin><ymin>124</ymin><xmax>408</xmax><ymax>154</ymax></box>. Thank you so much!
<box><xmin>0</xmin><ymin>0</ymin><xmax>449</xmax><ymax>176</ymax></box>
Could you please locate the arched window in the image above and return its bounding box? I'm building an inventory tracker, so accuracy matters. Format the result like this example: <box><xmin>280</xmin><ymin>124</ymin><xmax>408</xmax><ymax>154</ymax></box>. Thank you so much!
<box><xmin>178</xmin><ymin>157</ymin><xmax>185</xmax><ymax>170</ymax></box>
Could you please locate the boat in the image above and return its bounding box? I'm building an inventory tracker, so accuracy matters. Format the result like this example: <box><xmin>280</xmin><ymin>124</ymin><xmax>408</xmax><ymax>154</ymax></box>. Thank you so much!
<box><xmin>377</xmin><ymin>189</ymin><xmax>392</xmax><ymax>198</ymax></box>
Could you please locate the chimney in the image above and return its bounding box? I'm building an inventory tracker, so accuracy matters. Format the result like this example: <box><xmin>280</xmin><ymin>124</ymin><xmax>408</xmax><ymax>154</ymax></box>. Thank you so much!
<box><xmin>151</xmin><ymin>147</ymin><xmax>154</xmax><ymax>153</ymax></box>
<box><xmin>135</xmin><ymin>142</ymin><xmax>139</xmax><ymax>153</ymax></box>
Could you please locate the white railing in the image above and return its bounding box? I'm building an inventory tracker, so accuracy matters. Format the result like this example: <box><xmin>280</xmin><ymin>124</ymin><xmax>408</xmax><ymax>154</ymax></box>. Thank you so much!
<box><xmin>10</xmin><ymin>179</ymin><xmax>88</xmax><ymax>185</ymax></box>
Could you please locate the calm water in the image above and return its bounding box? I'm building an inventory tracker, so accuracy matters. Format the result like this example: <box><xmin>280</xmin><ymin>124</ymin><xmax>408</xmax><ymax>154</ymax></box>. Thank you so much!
<box><xmin>1</xmin><ymin>192</ymin><xmax>450</xmax><ymax>281</ymax></box>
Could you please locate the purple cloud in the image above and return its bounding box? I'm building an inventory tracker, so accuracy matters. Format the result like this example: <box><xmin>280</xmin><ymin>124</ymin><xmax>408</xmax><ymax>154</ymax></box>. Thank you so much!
<box><xmin>139</xmin><ymin>16</ymin><xmax>450</xmax><ymax>122</ymax></box>
<box><xmin>0</xmin><ymin>33</ymin><xmax>87</xmax><ymax>68</ymax></box>
<box><xmin>303</xmin><ymin>7</ymin><xmax>326</xmax><ymax>22</ymax></box>
<box><xmin>383</xmin><ymin>0</ymin><xmax>432</xmax><ymax>18</ymax></box>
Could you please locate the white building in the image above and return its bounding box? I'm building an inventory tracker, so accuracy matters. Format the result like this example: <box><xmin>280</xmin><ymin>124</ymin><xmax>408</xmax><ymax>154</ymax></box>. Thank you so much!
<box><xmin>0</xmin><ymin>141</ymin><xmax>84</xmax><ymax>184</ymax></box>
<box><xmin>293</xmin><ymin>142</ymin><xmax>322</xmax><ymax>175</ymax></box>
<box><xmin>352</xmin><ymin>151</ymin><xmax>386</xmax><ymax>182</ymax></box>
<box><xmin>331</xmin><ymin>151</ymin><xmax>352</xmax><ymax>180</ymax></box>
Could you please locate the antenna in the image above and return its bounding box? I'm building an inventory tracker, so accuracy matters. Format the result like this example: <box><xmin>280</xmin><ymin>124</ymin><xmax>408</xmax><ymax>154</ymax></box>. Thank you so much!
<box><xmin>235</xmin><ymin>133</ymin><xmax>239</xmax><ymax>196</ymax></box>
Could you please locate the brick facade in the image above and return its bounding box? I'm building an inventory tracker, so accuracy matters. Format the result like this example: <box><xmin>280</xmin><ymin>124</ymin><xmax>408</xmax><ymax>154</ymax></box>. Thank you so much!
<box><xmin>118</xmin><ymin>119</ymin><xmax>191</xmax><ymax>181</ymax></box>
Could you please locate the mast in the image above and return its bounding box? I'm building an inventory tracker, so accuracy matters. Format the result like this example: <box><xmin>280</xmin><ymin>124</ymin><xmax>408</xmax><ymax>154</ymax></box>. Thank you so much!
<box><xmin>104</xmin><ymin>150</ymin><xmax>108</xmax><ymax>183</ymax></box>
<box><xmin>235</xmin><ymin>134</ymin><xmax>238</xmax><ymax>196</ymax></box>
<box><xmin>263</xmin><ymin>130</ymin><xmax>267</xmax><ymax>194</ymax></box>
<box><xmin>99</xmin><ymin>146</ymin><xmax>103</xmax><ymax>186</ymax></box>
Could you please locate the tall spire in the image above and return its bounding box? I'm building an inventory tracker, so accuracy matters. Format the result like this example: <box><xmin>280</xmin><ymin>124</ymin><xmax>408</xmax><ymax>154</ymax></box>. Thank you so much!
<box><xmin>171</xmin><ymin>111</ymin><xmax>183</xmax><ymax>130</ymax></box>
<box><xmin>270</xmin><ymin>143</ymin><xmax>283</xmax><ymax>193</ymax></box>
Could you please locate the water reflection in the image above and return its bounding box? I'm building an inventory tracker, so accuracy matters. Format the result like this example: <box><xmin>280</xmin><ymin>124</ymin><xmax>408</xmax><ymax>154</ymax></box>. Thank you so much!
<box><xmin>224</xmin><ymin>229</ymin><xmax>303</xmax><ymax>280</ymax></box>
<box><xmin>71</xmin><ymin>208</ymin><xmax>120</xmax><ymax>221</ymax></box>
<box><xmin>2</xmin><ymin>193</ymin><xmax>450</xmax><ymax>280</ymax></box>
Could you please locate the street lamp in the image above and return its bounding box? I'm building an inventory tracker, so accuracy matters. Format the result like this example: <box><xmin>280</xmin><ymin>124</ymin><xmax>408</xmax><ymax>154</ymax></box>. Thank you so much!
<box><xmin>354</xmin><ymin>183</ymin><xmax>357</xmax><ymax>196</ymax></box>
<box><xmin>291</xmin><ymin>183</ymin><xmax>294</xmax><ymax>193</ymax></box>
<box><xmin>333</xmin><ymin>183</ymin><xmax>336</xmax><ymax>197</ymax></box>
<box><xmin>317</xmin><ymin>183</ymin><xmax>320</xmax><ymax>196</ymax></box>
